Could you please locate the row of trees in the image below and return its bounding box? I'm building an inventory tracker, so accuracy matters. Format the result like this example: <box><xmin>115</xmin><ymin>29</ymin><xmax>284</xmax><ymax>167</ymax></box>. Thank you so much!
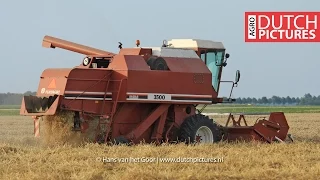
<box><xmin>233</xmin><ymin>93</ymin><xmax>320</xmax><ymax>105</ymax></box>
<box><xmin>0</xmin><ymin>92</ymin><xmax>320</xmax><ymax>105</ymax></box>
<box><xmin>0</xmin><ymin>91</ymin><xmax>36</xmax><ymax>105</ymax></box>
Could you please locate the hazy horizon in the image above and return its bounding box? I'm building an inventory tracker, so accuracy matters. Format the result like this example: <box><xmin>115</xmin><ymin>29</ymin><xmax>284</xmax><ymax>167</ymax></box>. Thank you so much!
<box><xmin>1</xmin><ymin>0</ymin><xmax>319</xmax><ymax>98</ymax></box>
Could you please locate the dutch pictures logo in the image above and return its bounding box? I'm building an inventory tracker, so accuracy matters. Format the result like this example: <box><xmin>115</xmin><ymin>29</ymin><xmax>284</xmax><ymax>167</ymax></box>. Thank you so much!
<box><xmin>245</xmin><ymin>12</ymin><xmax>320</xmax><ymax>42</ymax></box>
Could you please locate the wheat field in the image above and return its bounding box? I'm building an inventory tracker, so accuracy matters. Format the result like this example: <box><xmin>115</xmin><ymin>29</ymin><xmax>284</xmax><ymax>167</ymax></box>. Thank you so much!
<box><xmin>0</xmin><ymin>113</ymin><xmax>319</xmax><ymax>180</ymax></box>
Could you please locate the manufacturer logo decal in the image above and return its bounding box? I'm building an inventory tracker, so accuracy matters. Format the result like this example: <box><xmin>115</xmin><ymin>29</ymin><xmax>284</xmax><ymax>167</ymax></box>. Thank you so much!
<box><xmin>41</xmin><ymin>88</ymin><xmax>46</xmax><ymax>94</ymax></box>
<box><xmin>48</xmin><ymin>79</ymin><xmax>56</xmax><ymax>89</ymax></box>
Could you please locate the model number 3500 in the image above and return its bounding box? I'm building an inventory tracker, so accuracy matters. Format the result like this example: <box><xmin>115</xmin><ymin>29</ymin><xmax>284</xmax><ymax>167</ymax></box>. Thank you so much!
<box><xmin>154</xmin><ymin>94</ymin><xmax>166</xmax><ymax>100</ymax></box>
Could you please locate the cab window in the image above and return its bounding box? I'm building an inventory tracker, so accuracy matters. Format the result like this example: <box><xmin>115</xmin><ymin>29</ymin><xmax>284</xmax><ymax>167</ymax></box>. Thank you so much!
<box><xmin>200</xmin><ymin>50</ymin><xmax>224</xmax><ymax>91</ymax></box>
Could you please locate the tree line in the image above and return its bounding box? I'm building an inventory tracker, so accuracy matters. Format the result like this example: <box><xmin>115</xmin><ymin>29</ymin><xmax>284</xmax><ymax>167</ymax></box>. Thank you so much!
<box><xmin>0</xmin><ymin>92</ymin><xmax>320</xmax><ymax>106</ymax></box>
<box><xmin>233</xmin><ymin>93</ymin><xmax>320</xmax><ymax>105</ymax></box>
<box><xmin>0</xmin><ymin>91</ymin><xmax>36</xmax><ymax>105</ymax></box>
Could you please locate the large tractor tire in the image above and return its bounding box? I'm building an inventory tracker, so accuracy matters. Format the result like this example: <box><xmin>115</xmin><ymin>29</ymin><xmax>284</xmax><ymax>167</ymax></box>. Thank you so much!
<box><xmin>147</xmin><ymin>57</ymin><xmax>169</xmax><ymax>70</ymax></box>
<box><xmin>178</xmin><ymin>114</ymin><xmax>222</xmax><ymax>144</ymax></box>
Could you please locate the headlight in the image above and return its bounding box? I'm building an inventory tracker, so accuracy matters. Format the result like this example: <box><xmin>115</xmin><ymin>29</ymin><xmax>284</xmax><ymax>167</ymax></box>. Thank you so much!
<box><xmin>83</xmin><ymin>57</ymin><xmax>91</xmax><ymax>66</ymax></box>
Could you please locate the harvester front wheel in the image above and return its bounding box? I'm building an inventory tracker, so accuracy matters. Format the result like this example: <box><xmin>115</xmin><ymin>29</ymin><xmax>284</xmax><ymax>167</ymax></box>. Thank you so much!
<box><xmin>178</xmin><ymin>114</ymin><xmax>222</xmax><ymax>144</ymax></box>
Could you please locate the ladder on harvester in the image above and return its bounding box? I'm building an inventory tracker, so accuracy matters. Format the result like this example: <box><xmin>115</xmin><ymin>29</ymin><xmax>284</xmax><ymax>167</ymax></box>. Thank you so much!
<box><xmin>95</xmin><ymin>71</ymin><xmax>125</xmax><ymax>143</ymax></box>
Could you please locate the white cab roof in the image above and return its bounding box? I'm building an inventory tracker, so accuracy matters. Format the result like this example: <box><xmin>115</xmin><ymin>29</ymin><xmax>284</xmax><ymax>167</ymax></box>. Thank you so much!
<box><xmin>137</xmin><ymin>39</ymin><xmax>225</xmax><ymax>59</ymax></box>
<box><xmin>150</xmin><ymin>47</ymin><xmax>199</xmax><ymax>58</ymax></box>
<box><xmin>167</xmin><ymin>39</ymin><xmax>225</xmax><ymax>49</ymax></box>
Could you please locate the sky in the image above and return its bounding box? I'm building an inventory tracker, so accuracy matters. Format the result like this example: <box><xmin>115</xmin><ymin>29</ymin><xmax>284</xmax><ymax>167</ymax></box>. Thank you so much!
<box><xmin>0</xmin><ymin>0</ymin><xmax>319</xmax><ymax>98</ymax></box>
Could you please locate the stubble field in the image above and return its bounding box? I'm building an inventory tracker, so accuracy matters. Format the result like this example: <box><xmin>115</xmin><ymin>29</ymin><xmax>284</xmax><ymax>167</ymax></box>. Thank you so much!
<box><xmin>0</xmin><ymin>110</ymin><xmax>319</xmax><ymax>180</ymax></box>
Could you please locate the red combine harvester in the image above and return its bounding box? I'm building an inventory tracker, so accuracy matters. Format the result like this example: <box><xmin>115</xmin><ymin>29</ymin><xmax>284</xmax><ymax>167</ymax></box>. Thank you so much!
<box><xmin>20</xmin><ymin>36</ymin><xmax>289</xmax><ymax>144</ymax></box>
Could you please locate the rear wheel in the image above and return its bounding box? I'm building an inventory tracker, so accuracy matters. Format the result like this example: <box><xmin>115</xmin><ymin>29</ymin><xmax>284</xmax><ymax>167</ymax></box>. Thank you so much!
<box><xmin>178</xmin><ymin>114</ymin><xmax>222</xmax><ymax>144</ymax></box>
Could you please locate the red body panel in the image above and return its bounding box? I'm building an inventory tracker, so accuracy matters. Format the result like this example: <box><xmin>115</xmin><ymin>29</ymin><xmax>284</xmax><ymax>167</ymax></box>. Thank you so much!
<box><xmin>27</xmin><ymin>54</ymin><xmax>216</xmax><ymax>116</ymax></box>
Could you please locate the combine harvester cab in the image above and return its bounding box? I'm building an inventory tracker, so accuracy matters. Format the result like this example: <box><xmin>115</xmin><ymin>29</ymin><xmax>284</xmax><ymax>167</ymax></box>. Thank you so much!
<box><xmin>20</xmin><ymin>35</ymin><xmax>290</xmax><ymax>144</ymax></box>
